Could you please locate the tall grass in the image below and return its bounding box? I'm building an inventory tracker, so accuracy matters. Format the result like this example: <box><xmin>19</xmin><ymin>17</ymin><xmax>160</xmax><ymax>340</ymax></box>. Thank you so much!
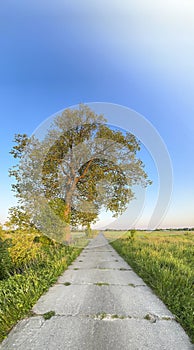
<box><xmin>111</xmin><ymin>232</ymin><xmax>194</xmax><ymax>343</ymax></box>
<box><xmin>0</xmin><ymin>230</ymin><xmax>81</xmax><ymax>342</ymax></box>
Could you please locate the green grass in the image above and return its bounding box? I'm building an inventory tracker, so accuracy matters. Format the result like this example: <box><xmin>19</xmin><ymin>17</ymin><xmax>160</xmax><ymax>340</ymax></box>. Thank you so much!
<box><xmin>64</xmin><ymin>282</ymin><xmax>71</xmax><ymax>286</ymax></box>
<box><xmin>111</xmin><ymin>314</ymin><xmax>125</xmax><ymax>319</ymax></box>
<box><xmin>95</xmin><ymin>312</ymin><xmax>108</xmax><ymax>320</ymax></box>
<box><xmin>111</xmin><ymin>230</ymin><xmax>194</xmax><ymax>343</ymax></box>
<box><xmin>0</xmin><ymin>233</ymin><xmax>81</xmax><ymax>343</ymax></box>
<box><xmin>103</xmin><ymin>230</ymin><xmax>127</xmax><ymax>241</ymax></box>
<box><xmin>43</xmin><ymin>311</ymin><xmax>55</xmax><ymax>320</ymax></box>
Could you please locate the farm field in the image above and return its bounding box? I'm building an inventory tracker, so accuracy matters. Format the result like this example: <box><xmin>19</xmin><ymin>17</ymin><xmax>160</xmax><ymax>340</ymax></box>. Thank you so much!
<box><xmin>109</xmin><ymin>229</ymin><xmax>194</xmax><ymax>343</ymax></box>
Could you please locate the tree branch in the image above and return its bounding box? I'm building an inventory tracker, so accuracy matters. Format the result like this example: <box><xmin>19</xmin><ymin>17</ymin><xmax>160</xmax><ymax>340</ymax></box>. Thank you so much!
<box><xmin>76</xmin><ymin>158</ymin><xmax>94</xmax><ymax>182</ymax></box>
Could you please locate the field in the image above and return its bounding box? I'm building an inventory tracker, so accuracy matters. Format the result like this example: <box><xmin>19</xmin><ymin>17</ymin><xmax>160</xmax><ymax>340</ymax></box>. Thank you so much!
<box><xmin>109</xmin><ymin>230</ymin><xmax>194</xmax><ymax>343</ymax></box>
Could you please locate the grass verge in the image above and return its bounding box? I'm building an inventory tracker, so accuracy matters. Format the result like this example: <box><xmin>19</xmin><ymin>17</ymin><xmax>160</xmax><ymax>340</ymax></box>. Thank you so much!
<box><xmin>0</xmin><ymin>241</ymin><xmax>81</xmax><ymax>342</ymax></box>
<box><xmin>111</xmin><ymin>232</ymin><xmax>194</xmax><ymax>343</ymax></box>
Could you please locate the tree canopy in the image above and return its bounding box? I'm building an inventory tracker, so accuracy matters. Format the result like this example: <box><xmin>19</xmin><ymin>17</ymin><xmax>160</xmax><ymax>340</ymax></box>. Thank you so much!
<box><xmin>9</xmin><ymin>104</ymin><xmax>151</xmax><ymax>241</ymax></box>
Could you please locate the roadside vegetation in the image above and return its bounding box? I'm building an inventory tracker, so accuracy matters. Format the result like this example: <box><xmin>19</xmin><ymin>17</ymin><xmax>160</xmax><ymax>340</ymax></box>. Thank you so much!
<box><xmin>0</xmin><ymin>225</ymin><xmax>81</xmax><ymax>342</ymax></box>
<box><xmin>110</xmin><ymin>229</ymin><xmax>194</xmax><ymax>343</ymax></box>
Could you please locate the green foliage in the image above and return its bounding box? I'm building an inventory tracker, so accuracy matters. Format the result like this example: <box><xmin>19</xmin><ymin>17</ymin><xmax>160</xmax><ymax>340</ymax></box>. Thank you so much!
<box><xmin>111</xmin><ymin>233</ymin><xmax>194</xmax><ymax>343</ymax></box>
<box><xmin>7</xmin><ymin>230</ymin><xmax>43</xmax><ymax>272</ymax></box>
<box><xmin>48</xmin><ymin>198</ymin><xmax>66</xmax><ymax>220</ymax></box>
<box><xmin>64</xmin><ymin>282</ymin><xmax>71</xmax><ymax>286</ymax></box>
<box><xmin>9</xmin><ymin>105</ymin><xmax>151</xmax><ymax>235</ymax></box>
<box><xmin>126</xmin><ymin>229</ymin><xmax>136</xmax><ymax>241</ymax></box>
<box><xmin>32</xmin><ymin>200</ymin><xmax>68</xmax><ymax>242</ymax></box>
<box><xmin>10</xmin><ymin>134</ymin><xmax>29</xmax><ymax>159</ymax></box>
<box><xmin>0</xmin><ymin>237</ymin><xmax>13</xmax><ymax>280</ymax></box>
<box><xmin>94</xmin><ymin>282</ymin><xmax>109</xmax><ymax>286</ymax></box>
<box><xmin>6</xmin><ymin>206</ymin><xmax>35</xmax><ymax>231</ymax></box>
<box><xmin>43</xmin><ymin>311</ymin><xmax>55</xmax><ymax>320</ymax></box>
<box><xmin>33</xmin><ymin>234</ymin><xmax>54</xmax><ymax>246</ymax></box>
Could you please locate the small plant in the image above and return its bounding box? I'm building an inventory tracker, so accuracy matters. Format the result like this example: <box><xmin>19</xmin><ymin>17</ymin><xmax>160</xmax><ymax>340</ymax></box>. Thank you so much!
<box><xmin>126</xmin><ymin>229</ymin><xmax>136</xmax><ymax>242</ymax></box>
<box><xmin>120</xmin><ymin>315</ymin><xmax>125</xmax><ymax>319</ymax></box>
<box><xmin>162</xmin><ymin>316</ymin><xmax>172</xmax><ymax>321</ymax></box>
<box><xmin>111</xmin><ymin>314</ymin><xmax>125</xmax><ymax>319</ymax></box>
<box><xmin>144</xmin><ymin>314</ymin><xmax>152</xmax><ymax>320</ymax></box>
<box><xmin>95</xmin><ymin>312</ymin><xmax>107</xmax><ymax>320</ymax></box>
<box><xmin>94</xmin><ymin>282</ymin><xmax>109</xmax><ymax>286</ymax></box>
<box><xmin>64</xmin><ymin>282</ymin><xmax>71</xmax><ymax>286</ymax></box>
<box><xmin>128</xmin><ymin>283</ymin><xmax>135</xmax><ymax>287</ymax></box>
<box><xmin>144</xmin><ymin>314</ymin><xmax>156</xmax><ymax>323</ymax></box>
<box><xmin>43</xmin><ymin>311</ymin><xmax>55</xmax><ymax>320</ymax></box>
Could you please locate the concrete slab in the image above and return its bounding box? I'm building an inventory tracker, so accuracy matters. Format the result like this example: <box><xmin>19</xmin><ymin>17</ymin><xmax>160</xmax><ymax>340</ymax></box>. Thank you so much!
<box><xmin>78</xmin><ymin>251</ymin><xmax>120</xmax><ymax>259</ymax></box>
<box><xmin>32</xmin><ymin>283</ymin><xmax>174</xmax><ymax>318</ymax></box>
<box><xmin>57</xmin><ymin>268</ymin><xmax>145</xmax><ymax>286</ymax></box>
<box><xmin>1</xmin><ymin>316</ymin><xmax>193</xmax><ymax>350</ymax></box>
<box><xmin>69</xmin><ymin>259</ymin><xmax>130</xmax><ymax>270</ymax></box>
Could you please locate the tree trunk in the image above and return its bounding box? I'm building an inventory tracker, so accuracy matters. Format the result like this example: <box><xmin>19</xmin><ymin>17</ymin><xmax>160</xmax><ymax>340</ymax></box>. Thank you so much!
<box><xmin>64</xmin><ymin>192</ymin><xmax>71</xmax><ymax>243</ymax></box>
<box><xmin>63</xmin><ymin>179</ymin><xmax>78</xmax><ymax>243</ymax></box>
<box><xmin>64</xmin><ymin>201</ymin><xmax>71</xmax><ymax>243</ymax></box>
<box><xmin>85</xmin><ymin>222</ymin><xmax>91</xmax><ymax>237</ymax></box>
<box><xmin>64</xmin><ymin>223</ymin><xmax>71</xmax><ymax>243</ymax></box>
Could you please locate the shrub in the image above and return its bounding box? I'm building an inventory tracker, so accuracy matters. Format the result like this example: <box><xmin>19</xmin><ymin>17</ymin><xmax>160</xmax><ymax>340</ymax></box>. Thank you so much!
<box><xmin>7</xmin><ymin>231</ymin><xmax>42</xmax><ymax>272</ymax></box>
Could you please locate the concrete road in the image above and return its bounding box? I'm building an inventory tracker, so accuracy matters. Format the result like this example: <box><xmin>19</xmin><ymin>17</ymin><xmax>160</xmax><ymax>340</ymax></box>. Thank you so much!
<box><xmin>1</xmin><ymin>233</ymin><xmax>193</xmax><ymax>349</ymax></box>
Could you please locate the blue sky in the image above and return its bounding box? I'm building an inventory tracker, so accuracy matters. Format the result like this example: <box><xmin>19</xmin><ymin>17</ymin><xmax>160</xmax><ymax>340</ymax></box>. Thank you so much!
<box><xmin>0</xmin><ymin>0</ymin><xmax>194</xmax><ymax>228</ymax></box>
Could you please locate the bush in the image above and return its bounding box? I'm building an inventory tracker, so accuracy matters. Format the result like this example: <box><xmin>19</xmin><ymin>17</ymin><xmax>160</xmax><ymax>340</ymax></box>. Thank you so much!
<box><xmin>33</xmin><ymin>235</ymin><xmax>54</xmax><ymax>245</ymax></box>
<box><xmin>7</xmin><ymin>231</ymin><xmax>43</xmax><ymax>272</ymax></box>
<box><xmin>126</xmin><ymin>229</ymin><xmax>136</xmax><ymax>242</ymax></box>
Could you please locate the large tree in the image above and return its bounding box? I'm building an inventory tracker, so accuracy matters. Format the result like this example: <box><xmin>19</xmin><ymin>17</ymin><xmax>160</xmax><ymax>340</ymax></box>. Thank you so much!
<box><xmin>9</xmin><ymin>104</ymin><xmax>151</xmax><ymax>242</ymax></box>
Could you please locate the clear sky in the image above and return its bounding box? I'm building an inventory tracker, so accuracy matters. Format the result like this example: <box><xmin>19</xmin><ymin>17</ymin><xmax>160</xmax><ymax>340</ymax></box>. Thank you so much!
<box><xmin>0</xmin><ymin>0</ymin><xmax>194</xmax><ymax>229</ymax></box>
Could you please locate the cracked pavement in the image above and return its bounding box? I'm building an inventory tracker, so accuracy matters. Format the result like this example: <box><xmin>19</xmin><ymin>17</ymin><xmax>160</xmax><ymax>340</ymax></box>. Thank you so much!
<box><xmin>0</xmin><ymin>233</ymin><xmax>193</xmax><ymax>349</ymax></box>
